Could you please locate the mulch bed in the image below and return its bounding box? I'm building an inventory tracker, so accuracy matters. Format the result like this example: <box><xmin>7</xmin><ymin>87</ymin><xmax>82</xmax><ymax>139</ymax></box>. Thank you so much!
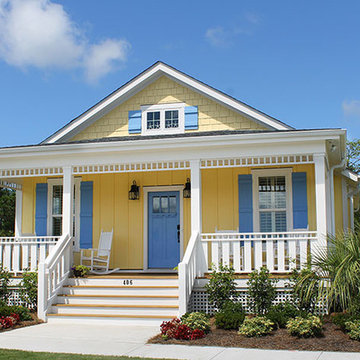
<box><xmin>148</xmin><ymin>317</ymin><xmax>360</xmax><ymax>352</ymax></box>
<box><xmin>0</xmin><ymin>312</ymin><xmax>43</xmax><ymax>333</ymax></box>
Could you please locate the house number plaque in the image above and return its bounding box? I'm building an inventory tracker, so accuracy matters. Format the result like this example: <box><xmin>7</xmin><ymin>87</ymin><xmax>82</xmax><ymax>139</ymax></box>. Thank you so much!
<box><xmin>123</xmin><ymin>280</ymin><xmax>133</xmax><ymax>285</ymax></box>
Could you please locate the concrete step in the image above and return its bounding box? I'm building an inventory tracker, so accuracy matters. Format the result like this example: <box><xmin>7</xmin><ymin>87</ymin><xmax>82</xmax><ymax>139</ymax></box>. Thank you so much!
<box><xmin>50</xmin><ymin>304</ymin><xmax>178</xmax><ymax>316</ymax></box>
<box><xmin>67</xmin><ymin>277</ymin><xmax>178</xmax><ymax>287</ymax></box>
<box><xmin>56</xmin><ymin>294</ymin><xmax>179</xmax><ymax>306</ymax></box>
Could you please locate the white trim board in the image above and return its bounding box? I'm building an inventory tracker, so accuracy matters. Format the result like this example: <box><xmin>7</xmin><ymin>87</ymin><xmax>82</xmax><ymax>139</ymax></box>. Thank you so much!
<box><xmin>42</xmin><ymin>62</ymin><xmax>293</xmax><ymax>144</ymax></box>
<box><xmin>143</xmin><ymin>185</ymin><xmax>184</xmax><ymax>271</ymax></box>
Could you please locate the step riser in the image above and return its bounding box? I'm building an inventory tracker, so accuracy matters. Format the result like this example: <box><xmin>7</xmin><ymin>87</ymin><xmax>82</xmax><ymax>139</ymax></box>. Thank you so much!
<box><xmin>67</xmin><ymin>278</ymin><xmax>178</xmax><ymax>287</ymax></box>
<box><xmin>51</xmin><ymin>306</ymin><xmax>178</xmax><ymax>316</ymax></box>
<box><xmin>57</xmin><ymin>297</ymin><xmax>178</xmax><ymax>306</ymax></box>
<box><xmin>61</xmin><ymin>288</ymin><xmax>178</xmax><ymax>296</ymax></box>
<box><xmin>47</xmin><ymin>316</ymin><xmax>170</xmax><ymax>326</ymax></box>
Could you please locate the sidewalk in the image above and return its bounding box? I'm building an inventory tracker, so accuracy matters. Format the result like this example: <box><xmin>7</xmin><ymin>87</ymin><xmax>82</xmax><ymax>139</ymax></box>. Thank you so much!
<box><xmin>0</xmin><ymin>323</ymin><xmax>358</xmax><ymax>360</ymax></box>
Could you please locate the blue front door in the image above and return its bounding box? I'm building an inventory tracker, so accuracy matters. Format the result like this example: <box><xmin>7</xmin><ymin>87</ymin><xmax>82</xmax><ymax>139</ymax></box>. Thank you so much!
<box><xmin>148</xmin><ymin>191</ymin><xmax>180</xmax><ymax>268</ymax></box>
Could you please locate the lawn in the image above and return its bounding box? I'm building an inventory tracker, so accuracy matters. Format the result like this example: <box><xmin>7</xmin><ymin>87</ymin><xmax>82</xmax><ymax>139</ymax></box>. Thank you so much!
<box><xmin>0</xmin><ymin>349</ymin><xmax>171</xmax><ymax>360</ymax></box>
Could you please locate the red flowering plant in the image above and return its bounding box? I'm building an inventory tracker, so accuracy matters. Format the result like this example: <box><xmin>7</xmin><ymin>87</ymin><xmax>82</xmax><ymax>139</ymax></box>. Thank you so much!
<box><xmin>160</xmin><ymin>317</ymin><xmax>206</xmax><ymax>340</ymax></box>
<box><xmin>0</xmin><ymin>312</ymin><xmax>20</xmax><ymax>329</ymax></box>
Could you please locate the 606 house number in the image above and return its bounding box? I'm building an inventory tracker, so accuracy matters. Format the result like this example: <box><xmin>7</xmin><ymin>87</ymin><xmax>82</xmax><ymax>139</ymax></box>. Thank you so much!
<box><xmin>123</xmin><ymin>279</ymin><xmax>133</xmax><ymax>285</ymax></box>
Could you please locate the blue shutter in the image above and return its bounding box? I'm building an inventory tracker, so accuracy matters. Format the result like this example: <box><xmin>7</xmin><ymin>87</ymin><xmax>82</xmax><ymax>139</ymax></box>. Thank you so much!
<box><xmin>185</xmin><ymin>106</ymin><xmax>198</xmax><ymax>130</ymax></box>
<box><xmin>238</xmin><ymin>175</ymin><xmax>253</xmax><ymax>232</ymax></box>
<box><xmin>292</xmin><ymin>172</ymin><xmax>308</xmax><ymax>229</ymax></box>
<box><xmin>128</xmin><ymin>110</ymin><xmax>141</xmax><ymax>134</ymax></box>
<box><xmin>35</xmin><ymin>183</ymin><xmax>48</xmax><ymax>236</ymax></box>
<box><xmin>80</xmin><ymin>181</ymin><xmax>93</xmax><ymax>249</ymax></box>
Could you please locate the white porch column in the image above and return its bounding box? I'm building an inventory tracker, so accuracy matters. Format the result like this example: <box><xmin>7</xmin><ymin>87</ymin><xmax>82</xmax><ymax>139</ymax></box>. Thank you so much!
<box><xmin>62</xmin><ymin>166</ymin><xmax>74</xmax><ymax>236</ymax></box>
<box><xmin>350</xmin><ymin>195</ymin><xmax>354</xmax><ymax>231</ymax></box>
<box><xmin>313</xmin><ymin>154</ymin><xmax>328</xmax><ymax>252</ymax></box>
<box><xmin>190</xmin><ymin>160</ymin><xmax>202</xmax><ymax>234</ymax></box>
<box><xmin>14</xmin><ymin>190</ymin><xmax>22</xmax><ymax>237</ymax></box>
<box><xmin>342</xmin><ymin>178</ymin><xmax>349</xmax><ymax>232</ymax></box>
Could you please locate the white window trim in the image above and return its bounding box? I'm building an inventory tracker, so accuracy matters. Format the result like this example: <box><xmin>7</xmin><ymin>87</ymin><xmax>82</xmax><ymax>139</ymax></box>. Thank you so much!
<box><xmin>252</xmin><ymin>168</ymin><xmax>293</xmax><ymax>232</ymax></box>
<box><xmin>47</xmin><ymin>178</ymin><xmax>81</xmax><ymax>248</ymax></box>
<box><xmin>141</xmin><ymin>103</ymin><xmax>185</xmax><ymax>136</ymax></box>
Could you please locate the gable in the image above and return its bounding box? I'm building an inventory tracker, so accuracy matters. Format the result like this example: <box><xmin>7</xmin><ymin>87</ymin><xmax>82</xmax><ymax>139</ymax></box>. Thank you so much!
<box><xmin>70</xmin><ymin>76</ymin><xmax>267</xmax><ymax>142</ymax></box>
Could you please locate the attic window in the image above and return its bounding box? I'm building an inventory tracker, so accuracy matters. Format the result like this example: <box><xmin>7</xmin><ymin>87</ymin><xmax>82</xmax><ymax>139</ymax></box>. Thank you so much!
<box><xmin>141</xmin><ymin>103</ymin><xmax>185</xmax><ymax>135</ymax></box>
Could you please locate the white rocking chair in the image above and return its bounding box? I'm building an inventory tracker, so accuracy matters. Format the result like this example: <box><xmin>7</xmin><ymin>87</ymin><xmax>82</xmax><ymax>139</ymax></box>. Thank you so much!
<box><xmin>80</xmin><ymin>230</ymin><xmax>115</xmax><ymax>274</ymax></box>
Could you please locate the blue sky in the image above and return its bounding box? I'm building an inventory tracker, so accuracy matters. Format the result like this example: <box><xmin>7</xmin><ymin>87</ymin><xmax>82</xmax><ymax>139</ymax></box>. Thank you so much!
<box><xmin>0</xmin><ymin>0</ymin><xmax>359</xmax><ymax>146</ymax></box>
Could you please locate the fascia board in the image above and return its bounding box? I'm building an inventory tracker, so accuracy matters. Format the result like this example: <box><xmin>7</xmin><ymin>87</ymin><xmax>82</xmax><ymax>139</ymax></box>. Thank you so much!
<box><xmin>44</xmin><ymin>62</ymin><xmax>293</xmax><ymax>144</ymax></box>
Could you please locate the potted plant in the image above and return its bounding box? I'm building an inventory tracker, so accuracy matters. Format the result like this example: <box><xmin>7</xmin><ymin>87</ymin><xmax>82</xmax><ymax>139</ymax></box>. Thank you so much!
<box><xmin>72</xmin><ymin>265</ymin><xmax>90</xmax><ymax>278</ymax></box>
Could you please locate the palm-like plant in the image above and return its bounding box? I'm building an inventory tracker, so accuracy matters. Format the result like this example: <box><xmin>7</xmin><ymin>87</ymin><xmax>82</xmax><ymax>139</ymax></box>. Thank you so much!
<box><xmin>294</xmin><ymin>224</ymin><xmax>360</xmax><ymax>312</ymax></box>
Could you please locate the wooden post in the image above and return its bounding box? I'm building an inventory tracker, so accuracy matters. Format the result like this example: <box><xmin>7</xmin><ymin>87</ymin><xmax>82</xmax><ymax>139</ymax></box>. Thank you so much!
<box><xmin>15</xmin><ymin>190</ymin><xmax>22</xmax><ymax>237</ymax></box>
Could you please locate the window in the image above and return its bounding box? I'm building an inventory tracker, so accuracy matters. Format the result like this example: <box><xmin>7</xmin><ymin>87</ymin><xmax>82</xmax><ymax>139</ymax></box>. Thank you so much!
<box><xmin>141</xmin><ymin>103</ymin><xmax>185</xmax><ymax>135</ymax></box>
<box><xmin>252</xmin><ymin>169</ymin><xmax>293</xmax><ymax>232</ymax></box>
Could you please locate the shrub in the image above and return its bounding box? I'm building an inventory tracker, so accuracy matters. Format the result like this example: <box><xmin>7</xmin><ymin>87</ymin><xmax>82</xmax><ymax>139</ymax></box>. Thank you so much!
<box><xmin>160</xmin><ymin>318</ymin><xmax>205</xmax><ymax>340</ymax></box>
<box><xmin>247</xmin><ymin>266</ymin><xmax>277</xmax><ymax>315</ymax></box>
<box><xmin>266</xmin><ymin>302</ymin><xmax>300</xmax><ymax>329</ymax></box>
<box><xmin>288</xmin><ymin>267</ymin><xmax>320</xmax><ymax>313</ymax></box>
<box><xmin>0</xmin><ymin>304</ymin><xmax>31</xmax><ymax>321</ymax></box>
<box><xmin>238</xmin><ymin>316</ymin><xmax>274</xmax><ymax>337</ymax></box>
<box><xmin>331</xmin><ymin>312</ymin><xmax>356</xmax><ymax>331</ymax></box>
<box><xmin>345</xmin><ymin>320</ymin><xmax>360</xmax><ymax>340</ymax></box>
<box><xmin>286</xmin><ymin>315</ymin><xmax>323</xmax><ymax>338</ymax></box>
<box><xmin>72</xmin><ymin>265</ymin><xmax>90</xmax><ymax>278</ymax></box>
<box><xmin>19</xmin><ymin>271</ymin><xmax>37</xmax><ymax>309</ymax></box>
<box><xmin>181</xmin><ymin>312</ymin><xmax>210</xmax><ymax>333</ymax></box>
<box><xmin>215</xmin><ymin>301</ymin><xmax>245</xmax><ymax>330</ymax></box>
<box><xmin>205</xmin><ymin>264</ymin><xmax>238</xmax><ymax>310</ymax></box>
<box><xmin>0</xmin><ymin>268</ymin><xmax>10</xmax><ymax>302</ymax></box>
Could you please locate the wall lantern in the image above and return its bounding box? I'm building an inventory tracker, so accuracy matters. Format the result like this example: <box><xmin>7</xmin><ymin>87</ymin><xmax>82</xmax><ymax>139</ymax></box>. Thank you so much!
<box><xmin>183</xmin><ymin>178</ymin><xmax>191</xmax><ymax>198</ymax></box>
<box><xmin>129</xmin><ymin>180</ymin><xmax>140</xmax><ymax>200</ymax></box>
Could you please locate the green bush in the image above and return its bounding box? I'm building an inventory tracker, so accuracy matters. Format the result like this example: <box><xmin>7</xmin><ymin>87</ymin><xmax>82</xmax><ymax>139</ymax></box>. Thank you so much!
<box><xmin>238</xmin><ymin>316</ymin><xmax>274</xmax><ymax>337</ymax></box>
<box><xmin>0</xmin><ymin>304</ymin><xmax>32</xmax><ymax>321</ymax></box>
<box><xmin>286</xmin><ymin>315</ymin><xmax>323</xmax><ymax>338</ymax></box>
<box><xmin>331</xmin><ymin>312</ymin><xmax>356</xmax><ymax>331</ymax></box>
<box><xmin>288</xmin><ymin>267</ymin><xmax>320</xmax><ymax>313</ymax></box>
<box><xmin>205</xmin><ymin>264</ymin><xmax>238</xmax><ymax>310</ymax></box>
<box><xmin>266</xmin><ymin>302</ymin><xmax>300</xmax><ymax>329</ymax></box>
<box><xmin>345</xmin><ymin>320</ymin><xmax>360</xmax><ymax>340</ymax></box>
<box><xmin>181</xmin><ymin>312</ymin><xmax>210</xmax><ymax>333</ymax></box>
<box><xmin>0</xmin><ymin>267</ymin><xmax>10</xmax><ymax>302</ymax></box>
<box><xmin>19</xmin><ymin>271</ymin><xmax>37</xmax><ymax>309</ymax></box>
<box><xmin>72</xmin><ymin>265</ymin><xmax>90</xmax><ymax>278</ymax></box>
<box><xmin>215</xmin><ymin>302</ymin><xmax>245</xmax><ymax>330</ymax></box>
<box><xmin>247</xmin><ymin>266</ymin><xmax>277</xmax><ymax>315</ymax></box>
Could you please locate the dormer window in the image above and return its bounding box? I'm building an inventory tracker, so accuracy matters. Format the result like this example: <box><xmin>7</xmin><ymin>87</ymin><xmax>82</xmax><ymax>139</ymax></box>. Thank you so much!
<box><xmin>141</xmin><ymin>103</ymin><xmax>185</xmax><ymax>135</ymax></box>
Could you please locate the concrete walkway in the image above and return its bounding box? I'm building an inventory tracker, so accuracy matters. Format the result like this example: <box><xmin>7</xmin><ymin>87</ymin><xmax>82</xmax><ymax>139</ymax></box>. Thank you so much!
<box><xmin>0</xmin><ymin>323</ymin><xmax>359</xmax><ymax>360</ymax></box>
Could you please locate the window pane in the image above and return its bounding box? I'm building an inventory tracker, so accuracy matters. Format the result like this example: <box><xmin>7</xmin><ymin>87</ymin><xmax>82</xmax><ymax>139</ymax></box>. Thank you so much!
<box><xmin>52</xmin><ymin>217</ymin><xmax>62</xmax><ymax>236</ymax></box>
<box><xmin>259</xmin><ymin>176</ymin><xmax>286</xmax><ymax>209</ymax></box>
<box><xmin>161</xmin><ymin>197</ymin><xmax>169</xmax><ymax>213</ymax></box>
<box><xmin>52</xmin><ymin>185</ymin><xmax>63</xmax><ymax>215</ymax></box>
<box><xmin>275</xmin><ymin>211</ymin><xmax>287</xmax><ymax>231</ymax></box>
<box><xmin>165</xmin><ymin>110</ymin><xmax>179</xmax><ymax>128</ymax></box>
<box><xmin>260</xmin><ymin>212</ymin><xmax>273</xmax><ymax>232</ymax></box>
<box><xmin>260</xmin><ymin>211</ymin><xmax>287</xmax><ymax>232</ymax></box>
<box><xmin>147</xmin><ymin>111</ymin><xmax>160</xmax><ymax>130</ymax></box>
<box><xmin>169</xmin><ymin>196</ymin><xmax>177</xmax><ymax>213</ymax></box>
<box><xmin>152</xmin><ymin>197</ymin><xmax>160</xmax><ymax>213</ymax></box>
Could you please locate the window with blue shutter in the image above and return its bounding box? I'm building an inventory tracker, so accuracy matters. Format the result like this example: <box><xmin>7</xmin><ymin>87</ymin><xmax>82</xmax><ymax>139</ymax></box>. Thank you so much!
<box><xmin>292</xmin><ymin>172</ymin><xmax>308</xmax><ymax>229</ymax></box>
<box><xmin>128</xmin><ymin>110</ymin><xmax>142</xmax><ymax>134</ymax></box>
<box><xmin>35</xmin><ymin>183</ymin><xmax>48</xmax><ymax>236</ymax></box>
<box><xmin>185</xmin><ymin>106</ymin><xmax>198</xmax><ymax>130</ymax></box>
<box><xmin>238</xmin><ymin>174</ymin><xmax>253</xmax><ymax>232</ymax></box>
<box><xmin>80</xmin><ymin>181</ymin><xmax>93</xmax><ymax>249</ymax></box>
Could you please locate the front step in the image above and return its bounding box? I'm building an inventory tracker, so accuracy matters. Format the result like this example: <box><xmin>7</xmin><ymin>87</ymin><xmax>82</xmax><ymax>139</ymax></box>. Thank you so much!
<box><xmin>47</xmin><ymin>274</ymin><xmax>179</xmax><ymax>325</ymax></box>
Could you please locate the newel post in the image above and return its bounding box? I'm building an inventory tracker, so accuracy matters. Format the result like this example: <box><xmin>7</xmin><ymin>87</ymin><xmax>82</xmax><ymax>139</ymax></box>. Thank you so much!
<box><xmin>37</xmin><ymin>261</ymin><xmax>48</xmax><ymax>321</ymax></box>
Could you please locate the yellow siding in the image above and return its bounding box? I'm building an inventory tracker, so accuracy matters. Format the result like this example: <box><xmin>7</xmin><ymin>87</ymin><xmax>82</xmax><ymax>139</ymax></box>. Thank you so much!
<box><xmin>71</xmin><ymin>76</ymin><xmax>266</xmax><ymax>142</ymax></box>
<box><xmin>333</xmin><ymin>174</ymin><xmax>344</xmax><ymax>233</ymax></box>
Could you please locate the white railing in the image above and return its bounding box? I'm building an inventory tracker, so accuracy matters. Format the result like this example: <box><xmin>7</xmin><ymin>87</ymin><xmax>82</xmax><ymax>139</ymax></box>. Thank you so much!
<box><xmin>37</xmin><ymin>234</ymin><xmax>73</xmax><ymax>320</ymax></box>
<box><xmin>201</xmin><ymin>231</ymin><xmax>318</xmax><ymax>273</ymax></box>
<box><xmin>0</xmin><ymin>236</ymin><xmax>60</xmax><ymax>274</ymax></box>
<box><xmin>179</xmin><ymin>231</ymin><xmax>207</xmax><ymax>315</ymax></box>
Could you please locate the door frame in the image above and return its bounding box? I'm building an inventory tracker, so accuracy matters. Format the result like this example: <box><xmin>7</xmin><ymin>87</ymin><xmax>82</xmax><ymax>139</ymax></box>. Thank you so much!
<box><xmin>143</xmin><ymin>185</ymin><xmax>184</xmax><ymax>270</ymax></box>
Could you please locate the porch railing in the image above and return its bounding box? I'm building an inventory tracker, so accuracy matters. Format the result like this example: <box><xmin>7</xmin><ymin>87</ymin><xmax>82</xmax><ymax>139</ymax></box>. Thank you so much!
<box><xmin>0</xmin><ymin>236</ymin><xmax>60</xmax><ymax>274</ymax></box>
<box><xmin>38</xmin><ymin>233</ymin><xmax>73</xmax><ymax>320</ymax></box>
<box><xmin>201</xmin><ymin>231</ymin><xmax>318</xmax><ymax>273</ymax></box>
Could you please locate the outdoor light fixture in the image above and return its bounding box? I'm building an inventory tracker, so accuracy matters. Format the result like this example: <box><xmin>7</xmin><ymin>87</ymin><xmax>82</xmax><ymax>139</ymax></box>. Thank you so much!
<box><xmin>129</xmin><ymin>180</ymin><xmax>140</xmax><ymax>200</ymax></box>
<box><xmin>183</xmin><ymin>178</ymin><xmax>191</xmax><ymax>198</ymax></box>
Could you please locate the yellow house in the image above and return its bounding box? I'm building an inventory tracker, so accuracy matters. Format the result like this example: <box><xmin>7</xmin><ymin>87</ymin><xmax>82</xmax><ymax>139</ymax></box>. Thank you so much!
<box><xmin>0</xmin><ymin>62</ymin><xmax>358</xmax><ymax>324</ymax></box>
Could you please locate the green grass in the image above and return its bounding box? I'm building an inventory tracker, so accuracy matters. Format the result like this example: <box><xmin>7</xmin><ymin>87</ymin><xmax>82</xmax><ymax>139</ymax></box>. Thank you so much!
<box><xmin>0</xmin><ymin>349</ymin><xmax>172</xmax><ymax>360</ymax></box>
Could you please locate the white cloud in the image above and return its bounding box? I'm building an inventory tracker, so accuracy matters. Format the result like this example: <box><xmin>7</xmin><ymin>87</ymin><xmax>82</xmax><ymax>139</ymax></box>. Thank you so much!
<box><xmin>205</xmin><ymin>26</ymin><xmax>229</xmax><ymax>47</ymax></box>
<box><xmin>0</xmin><ymin>0</ymin><xmax>130</xmax><ymax>82</ymax></box>
<box><xmin>343</xmin><ymin>100</ymin><xmax>360</xmax><ymax>118</ymax></box>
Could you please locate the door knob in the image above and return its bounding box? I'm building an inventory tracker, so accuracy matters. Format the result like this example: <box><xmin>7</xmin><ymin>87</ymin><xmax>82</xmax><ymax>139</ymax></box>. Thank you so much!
<box><xmin>177</xmin><ymin>224</ymin><xmax>180</xmax><ymax>243</ymax></box>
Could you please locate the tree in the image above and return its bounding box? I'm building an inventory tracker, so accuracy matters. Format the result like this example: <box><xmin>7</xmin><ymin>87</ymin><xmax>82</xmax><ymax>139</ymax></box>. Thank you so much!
<box><xmin>0</xmin><ymin>188</ymin><xmax>15</xmax><ymax>236</ymax></box>
<box><xmin>347</xmin><ymin>139</ymin><xmax>360</xmax><ymax>174</ymax></box>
